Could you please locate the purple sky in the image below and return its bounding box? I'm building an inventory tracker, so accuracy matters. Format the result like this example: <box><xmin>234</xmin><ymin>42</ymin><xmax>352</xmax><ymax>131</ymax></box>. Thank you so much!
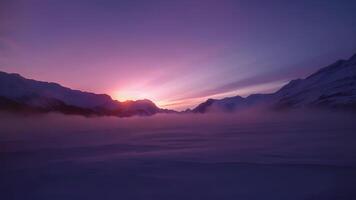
<box><xmin>1</xmin><ymin>0</ymin><xmax>356</xmax><ymax>110</ymax></box>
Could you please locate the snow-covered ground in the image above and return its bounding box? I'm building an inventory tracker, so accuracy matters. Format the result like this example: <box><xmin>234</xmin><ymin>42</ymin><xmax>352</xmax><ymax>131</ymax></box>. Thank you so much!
<box><xmin>1</xmin><ymin>111</ymin><xmax>356</xmax><ymax>199</ymax></box>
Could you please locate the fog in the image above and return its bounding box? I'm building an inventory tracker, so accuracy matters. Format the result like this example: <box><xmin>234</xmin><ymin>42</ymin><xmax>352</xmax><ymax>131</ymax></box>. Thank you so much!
<box><xmin>1</xmin><ymin>110</ymin><xmax>356</xmax><ymax>199</ymax></box>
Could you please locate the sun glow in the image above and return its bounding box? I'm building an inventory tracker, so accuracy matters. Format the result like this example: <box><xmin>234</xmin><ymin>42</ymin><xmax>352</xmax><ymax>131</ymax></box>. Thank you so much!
<box><xmin>113</xmin><ymin>90</ymin><xmax>172</xmax><ymax>109</ymax></box>
<box><xmin>112</xmin><ymin>90</ymin><xmax>153</xmax><ymax>102</ymax></box>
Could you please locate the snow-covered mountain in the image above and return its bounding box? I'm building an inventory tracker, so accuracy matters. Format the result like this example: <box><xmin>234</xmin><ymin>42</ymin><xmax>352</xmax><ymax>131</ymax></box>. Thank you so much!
<box><xmin>2</xmin><ymin>53</ymin><xmax>355</xmax><ymax>116</ymax></box>
<box><xmin>193</xmin><ymin>53</ymin><xmax>356</xmax><ymax>113</ymax></box>
<box><xmin>0</xmin><ymin>72</ymin><xmax>163</xmax><ymax>116</ymax></box>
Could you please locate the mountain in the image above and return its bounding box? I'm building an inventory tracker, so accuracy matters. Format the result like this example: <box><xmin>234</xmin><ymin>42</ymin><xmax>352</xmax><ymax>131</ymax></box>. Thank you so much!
<box><xmin>2</xmin><ymin>53</ymin><xmax>355</xmax><ymax>116</ymax></box>
<box><xmin>193</xmin><ymin>53</ymin><xmax>356</xmax><ymax>113</ymax></box>
<box><xmin>0</xmin><ymin>71</ymin><xmax>164</xmax><ymax>117</ymax></box>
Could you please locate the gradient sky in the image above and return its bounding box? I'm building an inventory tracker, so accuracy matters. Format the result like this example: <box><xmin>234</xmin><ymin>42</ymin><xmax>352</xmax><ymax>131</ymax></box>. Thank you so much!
<box><xmin>1</xmin><ymin>0</ymin><xmax>356</xmax><ymax>110</ymax></box>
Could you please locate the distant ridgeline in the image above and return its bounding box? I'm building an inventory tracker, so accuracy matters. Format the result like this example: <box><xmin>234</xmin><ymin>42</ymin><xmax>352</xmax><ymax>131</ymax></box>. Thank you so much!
<box><xmin>1</xmin><ymin>53</ymin><xmax>356</xmax><ymax>117</ymax></box>
<box><xmin>0</xmin><ymin>72</ymin><xmax>174</xmax><ymax>117</ymax></box>
<box><xmin>192</xmin><ymin>53</ymin><xmax>356</xmax><ymax>113</ymax></box>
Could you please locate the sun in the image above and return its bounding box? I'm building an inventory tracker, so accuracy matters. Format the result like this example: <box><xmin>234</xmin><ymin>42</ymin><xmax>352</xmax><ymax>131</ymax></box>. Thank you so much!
<box><xmin>112</xmin><ymin>90</ymin><xmax>153</xmax><ymax>102</ymax></box>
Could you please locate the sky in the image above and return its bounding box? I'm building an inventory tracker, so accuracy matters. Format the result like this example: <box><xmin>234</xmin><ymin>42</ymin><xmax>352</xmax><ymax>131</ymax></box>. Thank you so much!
<box><xmin>0</xmin><ymin>0</ymin><xmax>356</xmax><ymax>110</ymax></box>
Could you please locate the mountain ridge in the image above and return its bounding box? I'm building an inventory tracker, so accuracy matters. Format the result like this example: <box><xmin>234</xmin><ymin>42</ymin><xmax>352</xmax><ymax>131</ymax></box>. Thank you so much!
<box><xmin>0</xmin><ymin>71</ymin><xmax>170</xmax><ymax>117</ymax></box>
<box><xmin>193</xmin><ymin>53</ymin><xmax>356</xmax><ymax>113</ymax></box>
<box><xmin>1</xmin><ymin>53</ymin><xmax>355</xmax><ymax>116</ymax></box>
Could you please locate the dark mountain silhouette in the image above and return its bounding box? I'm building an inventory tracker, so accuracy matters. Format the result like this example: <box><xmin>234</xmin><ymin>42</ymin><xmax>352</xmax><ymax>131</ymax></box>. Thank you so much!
<box><xmin>193</xmin><ymin>53</ymin><xmax>356</xmax><ymax>113</ymax></box>
<box><xmin>1</xmin><ymin>53</ymin><xmax>355</xmax><ymax>116</ymax></box>
<box><xmin>0</xmin><ymin>71</ymin><xmax>169</xmax><ymax>117</ymax></box>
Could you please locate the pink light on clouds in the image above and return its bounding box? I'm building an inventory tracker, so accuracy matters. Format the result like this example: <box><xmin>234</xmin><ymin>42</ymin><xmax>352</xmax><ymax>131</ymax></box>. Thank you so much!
<box><xmin>1</xmin><ymin>0</ymin><xmax>355</xmax><ymax>110</ymax></box>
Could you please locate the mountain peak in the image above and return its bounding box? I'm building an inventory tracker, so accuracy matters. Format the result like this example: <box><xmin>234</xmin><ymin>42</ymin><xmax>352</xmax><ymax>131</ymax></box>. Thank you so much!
<box><xmin>192</xmin><ymin>52</ymin><xmax>356</xmax><ymax>113</ymax></box>
<box><xmin>192</xmin><ymin>98</ymin><xmax>216</xmax><ymax>113</ymax></box>
<box><xmin>0</xmin><ymin>71</ymin><xmax>164</xmax><ymax>117</ymax></box>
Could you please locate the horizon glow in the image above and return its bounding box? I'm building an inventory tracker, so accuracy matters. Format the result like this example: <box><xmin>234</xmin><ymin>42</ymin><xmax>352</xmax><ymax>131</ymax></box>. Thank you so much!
<box><xmin>0</xmin><ymin>0</ymin><xmax>356</xmax><ymax>110</ymax></box>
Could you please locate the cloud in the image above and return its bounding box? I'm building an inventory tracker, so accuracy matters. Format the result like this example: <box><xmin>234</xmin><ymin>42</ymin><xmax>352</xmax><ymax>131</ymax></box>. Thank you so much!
<box><xmin>168</xmin><ymin>52</ymin><xmax>338</xmax><ymax>105</ymax></box>
<box><xmin>169</xmin><ymin>72</ymin><xmax>290</xmax><ymax>103</ymax></box>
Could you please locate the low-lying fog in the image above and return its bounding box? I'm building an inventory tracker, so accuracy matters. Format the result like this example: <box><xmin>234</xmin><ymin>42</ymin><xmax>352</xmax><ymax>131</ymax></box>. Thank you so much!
<box><xmin>1</xmin><ymin>110</ymin><xmax>356</xmax><ymax>200</ymax></box>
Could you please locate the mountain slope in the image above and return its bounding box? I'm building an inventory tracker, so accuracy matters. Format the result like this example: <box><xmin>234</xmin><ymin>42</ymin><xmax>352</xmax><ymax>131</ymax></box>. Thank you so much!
<box><xmin>275</xmin><ymin>55</ymin><xmax>356</xmax><ymax>108</ymax></box>
<box><xmin>0</xmin><ymin>71</ymin><xmax>162</xmax><ymax>117</ymax></box>
<box><xmin>193</xmin><ymin>53</ymin><xmax>356</xmax><ymax>113</ymax></box>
